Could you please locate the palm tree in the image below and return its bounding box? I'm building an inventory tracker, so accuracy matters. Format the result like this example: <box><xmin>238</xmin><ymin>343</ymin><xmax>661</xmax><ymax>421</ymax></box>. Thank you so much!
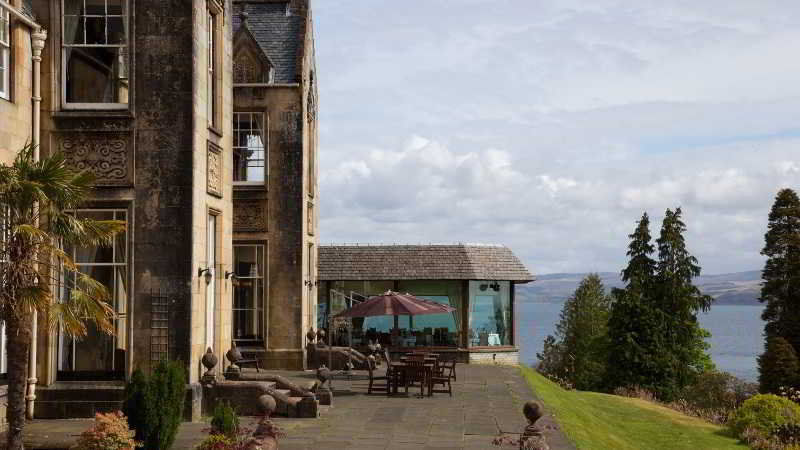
<box><xmin>0</xmin><ymin>145</ymin><xmax>125</xmax><ymax>450</ymax></box>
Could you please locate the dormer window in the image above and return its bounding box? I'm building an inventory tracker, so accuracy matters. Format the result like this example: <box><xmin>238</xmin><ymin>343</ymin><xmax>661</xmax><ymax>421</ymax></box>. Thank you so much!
<box><xmin>233</xmin><ymin>49</ymin><xmax>273</xmax><ymax>84</ymax></box>
<box><xmin>62</xmin><ymin>0</ymin><xmax>129</xmax><ymax>109</ymax></box>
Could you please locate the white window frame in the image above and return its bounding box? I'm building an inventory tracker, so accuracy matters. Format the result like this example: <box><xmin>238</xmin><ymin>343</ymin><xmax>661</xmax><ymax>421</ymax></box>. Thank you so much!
<box><xmin>58</xmin><ymin>208</ymin><xmax>129</xmax><ymax>373</ymax></box>
<box><xmin>233</xmin><ymin>244</ymin><xmax>265</xmax><ymax>344</ymax></box>
<box><xmin>0</xmin><ymin>5</ymin><xmax>10</xmax><ymax>101</ymax></box>
<box><xmin>61</xmin><ymin>0</ymin><xmax>129</xmax><ymax>110</ymax></box>
<box><xmin>233</xmin><ymin>112</ymin><xmax>267</xmax><ymax>185</ymax></box>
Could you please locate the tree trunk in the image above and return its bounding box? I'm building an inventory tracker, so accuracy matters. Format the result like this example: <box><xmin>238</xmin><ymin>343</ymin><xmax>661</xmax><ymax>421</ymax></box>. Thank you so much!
<box><xmin>5</xmin><ymin>311</ymin><xmax>32</xmax><ymax>450</ymax></box>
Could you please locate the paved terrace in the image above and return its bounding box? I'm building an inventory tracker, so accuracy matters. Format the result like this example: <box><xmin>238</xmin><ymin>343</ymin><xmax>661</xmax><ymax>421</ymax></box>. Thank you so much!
<box><xmin>22</xmin><ymin>365</ymin><xmax>573</xmax><ymax>450</ymax></box>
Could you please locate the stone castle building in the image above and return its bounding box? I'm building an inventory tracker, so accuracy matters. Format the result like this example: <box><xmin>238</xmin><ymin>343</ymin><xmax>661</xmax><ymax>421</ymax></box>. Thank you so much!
<box><xmin>0</xmin><ymin>0</ymin><xmax>318</xmax><ymax>419</ymax></box>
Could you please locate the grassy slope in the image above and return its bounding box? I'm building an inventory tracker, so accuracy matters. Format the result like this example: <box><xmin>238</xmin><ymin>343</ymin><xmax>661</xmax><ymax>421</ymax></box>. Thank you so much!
<box><xmin>521</xmin><ymin>367</ymin><xmax>747</xmax><ymax>450</ymax></box>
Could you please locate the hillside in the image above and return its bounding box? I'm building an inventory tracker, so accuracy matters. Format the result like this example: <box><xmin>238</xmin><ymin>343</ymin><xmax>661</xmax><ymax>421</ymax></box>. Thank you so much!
<box><xmin>518</xmin><ymin>270</ymin><xmax>762</xmax><ymax>305</ymax></box>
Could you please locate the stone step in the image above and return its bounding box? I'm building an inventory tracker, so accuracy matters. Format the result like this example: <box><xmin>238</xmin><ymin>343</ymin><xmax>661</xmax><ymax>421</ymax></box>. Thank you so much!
<box><xmin>35</xmin><ymin>383</ymin><xmax>126</xmax><ymax>419</ymax></box>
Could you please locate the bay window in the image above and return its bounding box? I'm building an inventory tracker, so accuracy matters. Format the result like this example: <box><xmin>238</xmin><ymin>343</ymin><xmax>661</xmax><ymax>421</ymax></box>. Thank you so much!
<box><xmin>62</xmin><ymin>0</ymin><xmax>129</xmax><ymax>108</ymax></box>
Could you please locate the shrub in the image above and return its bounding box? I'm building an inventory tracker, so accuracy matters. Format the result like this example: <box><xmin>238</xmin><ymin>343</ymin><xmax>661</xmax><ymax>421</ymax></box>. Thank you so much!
<box><xmin>210</xmin><ymin>402</ymin><xmax>239</xmax><ymax>438</ymax></box>
<box><xmin>195</xmin><ymin>434</ymin><xmax>236</xmax><ymax>450</ymax></box>
<box><xmin>71</xmin><ymin>411</ymin><xmax>140</xmax><ymax>450</ymax></box>
<box><xmin>729</xmin><ymin>394</ymin><xmax>800</xmax><ymax>444</ymax></box>
<box><xmin>123</xmin><ymin>360</ymin><xmax>187</xmax><ymax>450</ymax></box>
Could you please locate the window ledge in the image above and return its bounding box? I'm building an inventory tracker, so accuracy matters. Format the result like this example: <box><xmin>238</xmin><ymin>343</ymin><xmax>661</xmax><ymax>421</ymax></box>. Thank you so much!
<box><xmin>52</xmin><ymin>110</ymin><xmax>134</xmax><ymax>119</ymax></box>
<box><xmin>234</xmin><ymin>183</ymin><xmax>267</xmax><ymax>191</ymax></box>
<box><xmin>208</xmin><ymin>125</ymin><xmax>223</xmax><ymax>138</ymax></box>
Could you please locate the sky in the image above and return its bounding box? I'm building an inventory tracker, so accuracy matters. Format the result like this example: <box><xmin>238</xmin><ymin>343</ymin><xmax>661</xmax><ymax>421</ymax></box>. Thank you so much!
<box><xmin>312</xmin><ymin>0</ymin><xmax>800</xmax><ymax>275</ymax></box>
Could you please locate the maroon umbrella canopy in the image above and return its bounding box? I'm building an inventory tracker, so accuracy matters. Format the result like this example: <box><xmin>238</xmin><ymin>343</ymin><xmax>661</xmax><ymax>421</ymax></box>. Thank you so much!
<box><xmin>333</xmin><ymin>291</ymin><xmax>455</xmax><ymax>318</ymax></box>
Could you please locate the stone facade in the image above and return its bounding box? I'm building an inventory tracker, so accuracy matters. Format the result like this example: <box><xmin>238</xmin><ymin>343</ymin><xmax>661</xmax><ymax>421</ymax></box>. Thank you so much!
<box><xmin>1</xmin><ymin>0</ymin><xmax>318</xmax><ymax>422</ymax></box>
<box><xmin>232</xmin><ymin>0</ymin><xmax>318</xmax><ymax>370</ymax></box>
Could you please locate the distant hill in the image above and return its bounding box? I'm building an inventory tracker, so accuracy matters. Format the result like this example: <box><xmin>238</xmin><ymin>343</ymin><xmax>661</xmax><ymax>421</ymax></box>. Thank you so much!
<box><xmin>517</xmin><ymin>270</ymin><xmax>763</xmax><ymax>305</ymax></box>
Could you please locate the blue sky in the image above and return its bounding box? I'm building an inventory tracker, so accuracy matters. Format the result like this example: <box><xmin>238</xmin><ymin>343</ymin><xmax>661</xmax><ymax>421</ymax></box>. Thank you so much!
<box><xmin>313</xmin><ymin>0</ymin><xmax>800</xmax><ymax>275</ymax></box>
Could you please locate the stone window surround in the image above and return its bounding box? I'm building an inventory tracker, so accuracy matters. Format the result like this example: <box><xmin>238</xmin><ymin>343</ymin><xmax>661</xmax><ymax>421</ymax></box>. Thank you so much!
<box><xmin>60</xmin><ymin>0</ymin><xmax>130</xmax><ymax>110</ymax></box>
<box><xmin>58</xmin><ymin>207</ymin><xmax>130</xmax><ymax>377</ymax></box>
<box><xmin>0</xmin><ymin>4</ymin><xmax>10</xmax><ymax>101</ymax></box>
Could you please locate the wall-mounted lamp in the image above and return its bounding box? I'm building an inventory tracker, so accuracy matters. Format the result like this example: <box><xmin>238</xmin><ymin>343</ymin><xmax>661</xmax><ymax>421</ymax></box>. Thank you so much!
<box><xmin>490</xmin><ymin>282</ymin><xmax>500</xmax><ymax>292</ymax></box>
<box><xmin>198</xmin><ymin>267</ymin><xmax>213</xmax><ymax>285</ymax></box>
<box><xmin>479</xmin><ymin>283</ymin><xmax>488</xmax><ymax>291</ymax></box>
<box><xmin>304</xmin><ymin>280</ymin><xmax>317</xmax><ymax>287</ymax></box>
<box><xmin>225</xmin><ymin>271</ymin><xmax>238</xmax><ymax>281</ymax></box>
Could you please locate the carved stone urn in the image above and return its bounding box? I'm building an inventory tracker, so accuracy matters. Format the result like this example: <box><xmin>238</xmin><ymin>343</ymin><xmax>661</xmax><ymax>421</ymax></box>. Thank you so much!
<box><xmin>258</xmin><ymin>394</ymin><xmax>277</xmax><ymax>416</ymax></box>
<box><xmin>224</xmin><ymin>341</ymin><xmax>242</xmax><ymax>380</ymax></box>
<box><xmin>306</xmin><ymin>328</ymin><xmax>316</xmax><ymax>343</ymax></box>
<box><xmin>201</xmin><ymin>347</ymin><xmax>218</xmax><ymax>384</ymax></box>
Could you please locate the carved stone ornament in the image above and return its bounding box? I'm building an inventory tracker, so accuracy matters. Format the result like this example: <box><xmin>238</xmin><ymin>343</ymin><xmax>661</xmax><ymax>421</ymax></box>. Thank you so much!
<box><xmin>307</xmin><ymin>202</ymin><xmax>314</xmax><ymax>236</ymax></box>
<box><xmin>207</xmin><ymin>142</ymin><xmax>223</xmax><ymax>197</ymax></box>
<box><xmin>60</xmin><ymin>133</ymin><xmax>132</xmax><ymax>186</ymax></box>
<box><xmin>307</xmin><ymin>71</ymin><xmax>316</xmax><ymax>123</ymax></box>
<box><xmin>234</xmin><ymin>200</ymin><xmax>267</xmax><ymax>232</ymax></box>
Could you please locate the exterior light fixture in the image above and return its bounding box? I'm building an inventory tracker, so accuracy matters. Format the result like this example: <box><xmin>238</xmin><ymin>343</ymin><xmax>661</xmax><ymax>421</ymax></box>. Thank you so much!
<box><xmin>490</xmin><ymin>282</ymin><xmax>500</xmax><ymax>292</ymax></box>
<box><xmin>198</xmin><ymin>267</ymin><xmax>213</xmax><ymax>285</ymax></box>
<box><xmin>224</xmin><ymin>271</ymin><xmax>238</xmax><ymax>281</ymax></box>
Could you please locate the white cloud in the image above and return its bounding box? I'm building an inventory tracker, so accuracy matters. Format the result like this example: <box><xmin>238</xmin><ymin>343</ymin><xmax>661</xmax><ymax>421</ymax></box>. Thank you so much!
<box><xmin>314</xmin><ymin>0</ymin><xmax>800</xmax><ymax>274</ymax></box>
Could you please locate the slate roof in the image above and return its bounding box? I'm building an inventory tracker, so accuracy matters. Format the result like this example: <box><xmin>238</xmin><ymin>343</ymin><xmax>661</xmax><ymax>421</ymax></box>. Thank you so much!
<box><xmin>233</xmin><ymin>2</ymin><xmax>302</xmax><ymax>84</ymax></box>
<box><xmin>319</xmin><ymin>244</ymin><xmax>535</xmax><ymax>283</ymax></box>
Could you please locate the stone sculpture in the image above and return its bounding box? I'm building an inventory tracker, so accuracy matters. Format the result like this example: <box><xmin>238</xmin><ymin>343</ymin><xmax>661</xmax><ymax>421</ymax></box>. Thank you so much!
<box><xmin>201</xmin><ymin>347</ymin><xmax>218</xmax><ymax>385</ymax></box>
<box><xmin>519</xmin><ymin>401</ymin><xmax>549</xmax><ymax>450</ymax></box>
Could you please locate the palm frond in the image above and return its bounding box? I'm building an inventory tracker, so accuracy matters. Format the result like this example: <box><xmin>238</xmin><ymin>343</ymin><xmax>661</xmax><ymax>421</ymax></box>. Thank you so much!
<box><xmin>48</xmin><ymin>272</ymin><xmax>115</xmax><ymax>338</ymax></box>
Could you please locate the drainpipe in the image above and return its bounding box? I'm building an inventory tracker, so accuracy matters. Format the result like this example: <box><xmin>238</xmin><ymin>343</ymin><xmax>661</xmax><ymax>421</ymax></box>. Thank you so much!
<box><xmin>26</xmin><ymin>27</ymin><xmax>48</xmax><ymax>421</ymax></box>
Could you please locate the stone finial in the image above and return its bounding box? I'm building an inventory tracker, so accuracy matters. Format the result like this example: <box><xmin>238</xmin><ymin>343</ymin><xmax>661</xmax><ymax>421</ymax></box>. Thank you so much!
<box><xmin>239</xmin><ymin>9</ymin><xmax>249</xmax><ymax>24</ymax></box>
<box><xmin>201</xmin><ymin>347</ymin><xmax>218</xmax><ymax>385</ymax></box>
<box><xmin>306</xmin><ymin>328</ymin><xmax>316</xmax><ymax>343</ymax></box>
<box><xmin>523</xmin><ymin>401</ymin><xmax>543</xmax><ymax>423</ymax></box>
<box><xmin>258</xmin><ymin>394</ymin><xmax>277</xmax><ymax>416</ymax></box>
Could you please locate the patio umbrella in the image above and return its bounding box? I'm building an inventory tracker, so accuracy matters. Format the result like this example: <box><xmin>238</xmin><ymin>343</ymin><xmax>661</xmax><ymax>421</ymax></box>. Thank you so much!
<box><xmin>333</xmin><ymin>291</ymin><xmax>455</xmax><ymax>318</ymax></box>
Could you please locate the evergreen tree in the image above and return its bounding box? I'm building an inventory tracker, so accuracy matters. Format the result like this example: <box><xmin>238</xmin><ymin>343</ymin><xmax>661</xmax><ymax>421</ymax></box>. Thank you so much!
<box><xmin>540</xmin><ymin>274</ymin><xmax>612</xmax><ymax>390</ymax></box>
<box><xmin>758</xmin><ymin>188</ymin><xmax>800</xmax><ymax>391</ymax></box>
<box><xmin>758</xmin><ymin>336</ymin><xmax>800</xmax><ymax>394</ymax></box>
<box><xmin>654</xmin><ymin>207</ymin><xmax>714</xmax><ymax>397</ymax></box>
<box><xmin>606</xmin><ymin>213</ymin><xmax>666</xmax><ymax>392</ymax></box>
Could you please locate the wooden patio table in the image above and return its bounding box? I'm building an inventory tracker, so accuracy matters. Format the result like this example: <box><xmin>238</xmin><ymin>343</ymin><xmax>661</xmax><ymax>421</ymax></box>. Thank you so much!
<box><xmin>388</xmin><ymin>361</ymin><xmax>436</xmax><ymax>397</ymax></box>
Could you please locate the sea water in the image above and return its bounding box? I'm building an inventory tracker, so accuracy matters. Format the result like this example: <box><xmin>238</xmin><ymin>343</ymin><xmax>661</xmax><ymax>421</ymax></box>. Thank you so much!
<box><xmin>518</xmin><ymin>303</ymin><xmax>765</xmax><ymax>382</ymax></box>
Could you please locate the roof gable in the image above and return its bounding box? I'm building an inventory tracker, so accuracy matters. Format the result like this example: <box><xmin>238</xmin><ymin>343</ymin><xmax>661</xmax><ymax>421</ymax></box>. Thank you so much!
<box><xmin>233</xmin><ymin>2</ymin><xmax>302</xmax><ymax>84</ymax></box>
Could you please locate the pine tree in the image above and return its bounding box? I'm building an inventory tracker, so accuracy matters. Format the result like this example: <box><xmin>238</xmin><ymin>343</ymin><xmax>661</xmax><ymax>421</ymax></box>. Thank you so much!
<box><xmin>654</xmin><ymin>207</ymin><xmax>714</xmax><ymax>397</ymax></box>
<box><xmin>606</xmin><ymin>213</ymin><xmax>666</xmax><ymax>392</ymax></box>
<box><xmin>758</xmin><ymin>188</ymin><xmax>800</xmax><ymax>392</ymax></box>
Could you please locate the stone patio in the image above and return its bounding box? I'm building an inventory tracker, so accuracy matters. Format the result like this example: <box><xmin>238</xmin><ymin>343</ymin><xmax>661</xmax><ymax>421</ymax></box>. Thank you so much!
<box><xmin>21</xmin><ymin>365</ymin><xmax>574</xmax><ymax>450</ymax></box>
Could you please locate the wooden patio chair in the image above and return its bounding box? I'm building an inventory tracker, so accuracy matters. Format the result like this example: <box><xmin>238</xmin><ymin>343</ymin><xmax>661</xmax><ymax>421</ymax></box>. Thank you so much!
<box><xmin>437</xmin><ymin>358</ymin><xmax>456</xmax><ymax>382</ymax></box>
<box><xmin>366</xmin><ymin>356</ymin><xmax>389</xmax><ymax>395</ymax></box>
<box><xmin>403</xmin><ymin>355</ymin><xmax>428</xmax><ymax>398</ymax></box>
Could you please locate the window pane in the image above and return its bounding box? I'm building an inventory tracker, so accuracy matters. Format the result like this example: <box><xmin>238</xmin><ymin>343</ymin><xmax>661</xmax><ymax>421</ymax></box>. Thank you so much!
<box><xmin>107</xmin><ymin>0</ymin><xmax>124</xmax><ymax>15</ymax></box>
<box><xmin>108</xmin><ymin>16</ymin><xmax>125</xmax><ymax>44</ymax></box>
<box><xmin>63</xmin><ymin>15</ymin><xmax>85</xmax><ymax>45</ymax></box>
<box><xmin>469</xmin><ymin>281</ymin><xmax>512</xmax><ymax>346</ymax></box>
<box><xmin>233</xmin><ymin>245</ymin><xmax>265</xmax><ymax>342</ymax></box>
<box><xmin>85</xmin><ymin>16</ymin><xmax>106</xmax><ymax>44</ymax></box>
<box><xmin>66</xmin><ymin>47</ymin><xmax>128</xmax><ymax>103</ymax></box>
<box><xmin>85</xmin><ymin>0</ymin><xmax>106</xmax><ymax>15</ymax></box>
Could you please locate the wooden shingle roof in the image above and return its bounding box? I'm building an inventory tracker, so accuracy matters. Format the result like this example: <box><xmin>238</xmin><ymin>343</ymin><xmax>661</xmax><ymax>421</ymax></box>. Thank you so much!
<box><xmin>318</xmin><ymin>244</ymin><xmax>534</xmax><ymax>283</ymax></box>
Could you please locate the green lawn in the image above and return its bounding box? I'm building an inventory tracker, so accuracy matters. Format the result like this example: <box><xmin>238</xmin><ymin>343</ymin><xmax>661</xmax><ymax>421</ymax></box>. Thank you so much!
<box><xmin>520</xmin><ymin>366</ymin><xmax>748</xmax><ymax>450</ymax></box>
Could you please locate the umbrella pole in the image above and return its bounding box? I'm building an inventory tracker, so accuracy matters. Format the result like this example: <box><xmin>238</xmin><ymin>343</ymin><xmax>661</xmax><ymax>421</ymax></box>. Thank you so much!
<box><xmin>328</xmin><ymin>315</ymin><xmax>333</xmax><ymax>389</ymax></box>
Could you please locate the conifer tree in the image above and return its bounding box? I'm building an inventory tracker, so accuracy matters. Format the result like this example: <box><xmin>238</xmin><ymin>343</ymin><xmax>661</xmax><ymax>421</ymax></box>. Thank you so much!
<box><xmin>758</xmin><ymin>336</ymin><xmax>800</xmax><ymax>394</ymax></box>
<box><xmin>758</xmin><ymin>188</ymin><xmax>800</xmax><ymax>392</ymax></box>
<box><xmin>544</xmin><ymin>274</ymin><xmax>611</xmax><ymax>390</ymax></box>
<box><xmin>654</xmin><ymin>207</ymin><xmax>714</xmax><ymax>396</ymax></box>
<box><xmin>606</xmin><ymin>213</ymin><xmax>666</xmax><ymax>392</ymax></box>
